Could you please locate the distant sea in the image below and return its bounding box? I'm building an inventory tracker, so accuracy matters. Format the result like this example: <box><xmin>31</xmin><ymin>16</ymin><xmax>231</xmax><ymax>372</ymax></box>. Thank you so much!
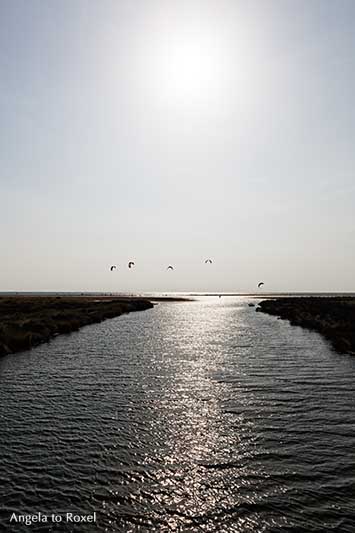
<box><xmin>1</xmin><ymin>291</ymin><xmax>355</xmax><ymax>297</ymax></box>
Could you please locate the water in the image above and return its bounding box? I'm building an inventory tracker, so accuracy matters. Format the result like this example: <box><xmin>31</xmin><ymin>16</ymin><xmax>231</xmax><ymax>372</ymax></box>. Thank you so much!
<box><xmin>1</xmin><ymin>297</ymin><xmax>355</xmax><ymax>532</ymax></box>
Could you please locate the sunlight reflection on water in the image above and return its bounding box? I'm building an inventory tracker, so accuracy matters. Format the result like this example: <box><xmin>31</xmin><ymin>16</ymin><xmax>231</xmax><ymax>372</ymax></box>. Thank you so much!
<box><xmin>0</xmin><ymin>298</ymin><xmax>355</xmax><ymax>531</ymax></box>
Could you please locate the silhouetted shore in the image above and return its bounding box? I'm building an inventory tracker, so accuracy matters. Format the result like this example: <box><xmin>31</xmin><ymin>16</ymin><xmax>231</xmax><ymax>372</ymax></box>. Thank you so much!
<box><xmin>0</xmin><ymin>296</ymin><xmax>154</xmax><ymax>357</ymax></box>
<box><xmin>257</xmin><ymin>297</ymin><xmax>355</xmax><ymax>354</ymax></box>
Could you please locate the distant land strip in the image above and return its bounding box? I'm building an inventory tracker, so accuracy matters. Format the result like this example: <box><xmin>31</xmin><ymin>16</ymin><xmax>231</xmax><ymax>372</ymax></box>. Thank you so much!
<box><xmin>257</xmin><ymin>297</ymin><xmax>355</xmax><ymax>355</ymax></box>
<box><xmin>0</xmin><ymin>296</ymin><xmax>156</xmax><ymax>357</ymax></box>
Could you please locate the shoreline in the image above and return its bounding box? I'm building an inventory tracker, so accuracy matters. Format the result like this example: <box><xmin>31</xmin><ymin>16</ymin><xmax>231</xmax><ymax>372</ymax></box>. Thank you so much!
<box><xmin>0</xmin><ymin>296</ymin><xmax>155</xmax><ymax>357</ymax></box>
<box><xmin>257</xmin><ymin>297</ymin><xmax>355</xmax><ymax>355</ymax></box>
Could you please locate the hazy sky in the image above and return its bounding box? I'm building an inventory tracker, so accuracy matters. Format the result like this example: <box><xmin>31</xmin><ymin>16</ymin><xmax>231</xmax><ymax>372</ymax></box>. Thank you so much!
<box><xmin>2</xmin><ymin>0</ymin><xmax>355</xmax><ymax>292</ymax></box>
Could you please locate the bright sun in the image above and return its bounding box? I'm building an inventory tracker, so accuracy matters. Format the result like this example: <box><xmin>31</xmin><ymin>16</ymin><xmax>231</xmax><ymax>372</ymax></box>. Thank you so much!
<box><xmin>161</xmin><ymin>40</ymin><xmax>220</xmax><ymax>99</ymax></box>
<box><xmin>145</xmin><ymin>26</ymin><xmax>234</xmax><ymax>110</ymax></box>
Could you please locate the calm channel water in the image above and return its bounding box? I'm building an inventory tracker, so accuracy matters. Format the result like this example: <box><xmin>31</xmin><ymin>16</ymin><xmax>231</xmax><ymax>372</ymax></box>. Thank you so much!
<box><xmin>1</xmin><ymin>297</ymin><xmax>355</xmax><ymax>532</ymax></box>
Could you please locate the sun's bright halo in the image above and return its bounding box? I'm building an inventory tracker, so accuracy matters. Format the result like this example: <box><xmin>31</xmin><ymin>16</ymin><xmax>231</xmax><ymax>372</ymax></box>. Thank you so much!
<box><xmin>146</xmin><ymin>27</ymin><xmax>233</xmax><ymax>109</ymax></box>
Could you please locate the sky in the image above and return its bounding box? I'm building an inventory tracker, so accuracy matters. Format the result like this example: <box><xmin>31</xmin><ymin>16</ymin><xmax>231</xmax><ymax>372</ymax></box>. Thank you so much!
<box><xmin>1</xmin><ymin>0</ymin><xmax>355</xmax><ymax>293</ymax></box>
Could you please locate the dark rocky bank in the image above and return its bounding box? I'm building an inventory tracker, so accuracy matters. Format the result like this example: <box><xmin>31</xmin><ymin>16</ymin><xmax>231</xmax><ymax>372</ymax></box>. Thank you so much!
<box><xmin>257</xmin><ymin>297</ymin><xmax>355</xmax><ymax>355</ymax></box>
<box><xmin>0</xmin><ymin>296</ymin><xmax>153</xmax><ymax>357</ymax></box>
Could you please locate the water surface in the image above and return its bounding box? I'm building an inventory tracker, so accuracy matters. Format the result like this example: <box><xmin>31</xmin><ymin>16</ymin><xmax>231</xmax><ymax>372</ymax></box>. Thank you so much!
<box><xmin>1</xmin><ymin>297</ymin><xmax>355</xmax><ymax>531</ymax></box>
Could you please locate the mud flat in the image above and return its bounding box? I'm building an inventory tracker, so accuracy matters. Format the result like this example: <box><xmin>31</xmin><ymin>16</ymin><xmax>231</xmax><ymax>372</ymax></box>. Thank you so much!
<box><xmin>0</xmin><ymin>296</ymin><xmax>153</xmax><ymax>357</ymax></box>
<box><xmin>257</xmin><ymin>297</ymin><xmax>355</xmax><ymax>354</ymax></box>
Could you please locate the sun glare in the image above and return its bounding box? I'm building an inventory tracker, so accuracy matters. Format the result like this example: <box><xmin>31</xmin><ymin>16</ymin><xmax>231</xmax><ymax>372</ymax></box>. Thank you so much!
<box><xmin>146</xmin><ymin>27</ymin><xmax>235</xmax><ymax>110</ymax></box>
<box><xmin>161</xmin><ymin>39</ymin><xmax>221</xmax><ymax>100</ymax></box>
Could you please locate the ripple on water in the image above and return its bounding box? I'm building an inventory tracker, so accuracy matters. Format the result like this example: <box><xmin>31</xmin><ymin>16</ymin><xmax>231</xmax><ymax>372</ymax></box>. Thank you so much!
<box><xmin>0</xmin><ymin>298</ymin><xmax>355</xmax><ymax>531</ymax></box>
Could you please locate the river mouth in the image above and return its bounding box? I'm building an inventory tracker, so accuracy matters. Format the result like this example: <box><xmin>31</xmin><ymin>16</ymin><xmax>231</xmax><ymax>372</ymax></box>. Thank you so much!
<box><xmin>1</xmin><ymin>297</ymin><xmax>355</xmax><ymax>532</ymax></box>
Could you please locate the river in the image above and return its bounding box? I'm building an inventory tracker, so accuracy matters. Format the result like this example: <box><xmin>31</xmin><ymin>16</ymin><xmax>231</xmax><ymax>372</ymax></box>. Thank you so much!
<box><xmin>1</xmin><ymin>297</ymin><xmax>354</xmax><ymax>532</ymax></box>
